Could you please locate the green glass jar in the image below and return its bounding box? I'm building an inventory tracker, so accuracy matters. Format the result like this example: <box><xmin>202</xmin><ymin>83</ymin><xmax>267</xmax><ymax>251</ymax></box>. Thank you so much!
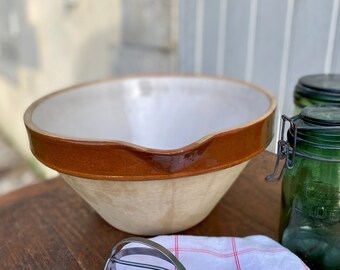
<box><xmin>267</xmin><ymin>105</ymin><xmax>340</xmax><ymax>269</ymax></box>
<box><xmin>294</xmin><ymin>74</ymin><xmax>340</xmax><ymax>114</ymax></box>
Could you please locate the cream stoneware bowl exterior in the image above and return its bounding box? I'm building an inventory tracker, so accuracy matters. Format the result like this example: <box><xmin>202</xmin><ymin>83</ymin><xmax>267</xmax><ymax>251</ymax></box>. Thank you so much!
<box><xmin>62</xmin><ymin>161</ymin><xmax>248</xmax><ymax>235</ymax></box>
<box><xmin>24</xmin><ymin>76</ymin><xmax>276</xmax><ymax>235</ymax></box>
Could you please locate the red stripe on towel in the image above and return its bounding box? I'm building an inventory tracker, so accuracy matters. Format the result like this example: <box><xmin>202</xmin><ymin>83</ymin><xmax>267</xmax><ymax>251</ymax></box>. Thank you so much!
<box><xmin>232</xmin><ymin>237</ymin><xmax>241</xmax><ymax>270</ymax></box>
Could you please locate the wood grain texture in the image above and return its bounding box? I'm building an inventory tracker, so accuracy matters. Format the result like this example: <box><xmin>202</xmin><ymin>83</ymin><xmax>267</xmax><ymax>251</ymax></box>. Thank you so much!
<box><xmin>0</xmin><ymin>151</ymin><xmax>281</xmax><ymax>269</ymax></box>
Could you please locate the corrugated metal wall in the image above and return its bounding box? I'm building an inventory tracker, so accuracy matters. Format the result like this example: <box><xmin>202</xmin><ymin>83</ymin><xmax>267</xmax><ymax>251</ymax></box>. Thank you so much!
<box><xmin>179</xmin><ymin>0</ymin><xmax>340</xmax><ymax>149</ymax></box>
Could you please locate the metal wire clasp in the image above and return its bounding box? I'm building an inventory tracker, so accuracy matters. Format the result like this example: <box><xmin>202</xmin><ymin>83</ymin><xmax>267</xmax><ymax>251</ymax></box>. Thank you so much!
<box><xmin>104</xmin><ymin>237</ymin><xmax>186</xmax><ymax>270</ymax></box>
<box><xmin>265</xmin><ymin>115</ymin><xmax>297</xmax><ymax>182</ymax></box>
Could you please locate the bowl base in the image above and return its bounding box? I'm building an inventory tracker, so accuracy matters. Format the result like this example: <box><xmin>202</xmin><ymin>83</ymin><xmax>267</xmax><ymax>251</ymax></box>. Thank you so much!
<box><xmin>62</xmin><ymin>161</ymin><xmax>249</xmax><ymax>236</ymax></box>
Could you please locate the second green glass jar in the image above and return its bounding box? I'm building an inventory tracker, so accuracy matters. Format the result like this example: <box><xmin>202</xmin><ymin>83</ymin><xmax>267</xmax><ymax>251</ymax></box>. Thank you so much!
<box><xmin>294</xmin><ymin>74</ymin><xmax>340</xmax><ymax>113</ymax></box>
<box><xmin>267</xmin><ymin>105</ymin><xmax>340</xmax><ymax>269</ymax></box>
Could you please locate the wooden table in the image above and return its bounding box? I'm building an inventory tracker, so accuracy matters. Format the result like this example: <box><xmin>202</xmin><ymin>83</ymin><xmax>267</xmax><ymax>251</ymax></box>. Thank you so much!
<box><xmin>0</xmin><ymin>151</ymin><xmax>281</xmax><ymax>269</ymax></box>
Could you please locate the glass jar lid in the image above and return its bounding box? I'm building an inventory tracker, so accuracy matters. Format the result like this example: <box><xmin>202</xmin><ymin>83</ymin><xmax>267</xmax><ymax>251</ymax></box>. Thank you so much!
<box><xmin>300</xmin><ymin>105</ymin><xmax>340</xmax><ymax>126</ymax></box>
<box><xmin>294</xmin><ymin>74</ymin><xmax>340</xmax><ymax>103</ymax></box>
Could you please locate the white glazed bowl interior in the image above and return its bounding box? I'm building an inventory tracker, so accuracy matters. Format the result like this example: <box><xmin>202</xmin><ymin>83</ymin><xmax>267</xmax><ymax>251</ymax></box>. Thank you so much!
<box><xmin>32</xmin><ymin>77</ymin><xmax>271</xmax><ymax>150</ymax></box>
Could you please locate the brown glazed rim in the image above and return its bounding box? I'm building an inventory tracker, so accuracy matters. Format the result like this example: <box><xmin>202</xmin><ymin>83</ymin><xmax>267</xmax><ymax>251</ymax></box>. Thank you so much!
<box><xmin>24</xmin><ymin>75</ymin><xmax>276</xmax><ymax>181</ymax></box>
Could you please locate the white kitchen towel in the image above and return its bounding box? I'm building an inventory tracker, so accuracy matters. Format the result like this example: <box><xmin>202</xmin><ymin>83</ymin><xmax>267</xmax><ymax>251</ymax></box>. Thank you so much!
<box><xmin>105</xmin><ymin>235</ymin><xmax>310</xmax><ymax>270</ymax></box>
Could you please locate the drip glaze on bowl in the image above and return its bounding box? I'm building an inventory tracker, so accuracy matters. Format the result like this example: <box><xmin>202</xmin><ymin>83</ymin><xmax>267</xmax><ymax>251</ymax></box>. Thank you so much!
<box><xmin>24</xmin><ymin>76</ymin><xmax>276</xmax><ymax>180</ymax></box>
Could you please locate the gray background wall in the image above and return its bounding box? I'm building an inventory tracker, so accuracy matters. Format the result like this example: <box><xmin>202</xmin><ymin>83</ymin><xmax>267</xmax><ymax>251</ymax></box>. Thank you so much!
<box><xmin>179</xmin><ymin>0</ymin><xmax>340</xmax><ymax>147</ymax></box>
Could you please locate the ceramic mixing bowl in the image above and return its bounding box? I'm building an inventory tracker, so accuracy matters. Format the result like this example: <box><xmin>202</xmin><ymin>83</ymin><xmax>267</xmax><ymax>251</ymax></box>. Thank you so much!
<box><xmin>24</xmin><ymin>76</ymin><xmax>276</xmax><ymax>235</ymax></box>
